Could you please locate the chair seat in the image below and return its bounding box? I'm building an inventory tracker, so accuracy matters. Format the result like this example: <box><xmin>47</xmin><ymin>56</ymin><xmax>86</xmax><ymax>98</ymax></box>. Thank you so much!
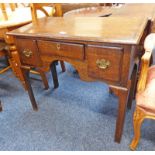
<box><xmin>136</xmin><ymin>65</ymin><xmax>155</xmax><ymax>113</ymax></box>
<box><xmin>0</xmin><ymin>7</ymin><xmax>53</xmax><ymax>29</ymax></box>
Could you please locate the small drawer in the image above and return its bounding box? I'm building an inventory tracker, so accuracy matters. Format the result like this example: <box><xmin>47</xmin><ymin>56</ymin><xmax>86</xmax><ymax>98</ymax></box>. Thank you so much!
<box><xmin>86</xmin><ymin>45</ymin><xmax>123</xmax><ymax>82</ymax></box>
<box><xmin>37</xmin><ymin>40</ymin><xmax>84</xmax><ymax>60</ymax></box>
<box><xmin>16</xmin><ymin>38</ymin><xmax>42</xmax><ymax>66</ymax></box>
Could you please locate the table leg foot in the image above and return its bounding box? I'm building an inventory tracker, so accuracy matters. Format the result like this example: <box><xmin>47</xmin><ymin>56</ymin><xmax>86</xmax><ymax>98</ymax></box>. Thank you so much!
<box><xmin>110</xmin><ymin>81</ymin><xmax>131</xmax><ymax>143</ymax></box>
<box><xmin>22</xmin><ymin>68</ymin><xmax>38</xmax><ymax>111</ymax></box>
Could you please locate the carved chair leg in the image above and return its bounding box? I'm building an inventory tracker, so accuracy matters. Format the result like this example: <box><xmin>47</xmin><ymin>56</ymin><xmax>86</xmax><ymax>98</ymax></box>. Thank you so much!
<box><xmin>130</xmin><ymin>107</ymin><xmax>145</xmax><ymax>150</ymax></box>
<box><xmin>50</xmin><ymin>61</ymin><xmax>59</xmax><ymax>89</ymax></box>
<box><xmin>60</xmin><ymin>61</ymin><xmax>66</xmax><ymax>72</ymax></box>
<box><xmin>21</xmin><ymin>67</ymin><xmax>38</xmax><ymax>111</ymax></box>
<box><xmin>37</xmin><ymin>69</ymin><xmax>49</xmax><ymax>90</ymax></box>
<box><xmin>0</xmin><ymin>100</ymin><xmax>2</xmax><ymax>112</ymax></box>
<box><xmin>127</xmin><ymin>66</ymin><xmax>138</xmax><ymax>109</ymax></box>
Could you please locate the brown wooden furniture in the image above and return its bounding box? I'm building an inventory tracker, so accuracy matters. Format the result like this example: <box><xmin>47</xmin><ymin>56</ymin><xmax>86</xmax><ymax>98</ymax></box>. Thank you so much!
<box><xmin>7</xmin><ymin>16</ymin><xmax>150</xmax><ymax>143</ymax></box>
<box><xmin>63</xmin><ymin>3</ymin><xmax>155</xmax><ymax>34</ymax></box>
<box><xmin>130</xmin><ymin>33</ymin><xmax>155</xmax><ymax>150</ymax></box>
<box><xmin>30</xmin><ymin>3</ymin><xmax>65</xmax><ymax>72</ymax></box>
<box><xmin>51</xmin><ymin>3</ymin><xmax>155</xmax><ymax>111</ymax></box>
<box><xmin>0</xmin><ymin>3</ymin><xmax>19</xmax><ymax>74</ymax></box>
<box><xmin>0</xmin><ymin>3</ymin><xmax>31</xmax><ymax>77</ymax></box>
<box><xmin>30</xmin><ymin>3</ymin><xmax>63</xmax><ymax>22</ymax></box>
<box><xmin>0</xmin><ymin>3</ymin><xmax>50</xmax><ymax>89</ymax></box>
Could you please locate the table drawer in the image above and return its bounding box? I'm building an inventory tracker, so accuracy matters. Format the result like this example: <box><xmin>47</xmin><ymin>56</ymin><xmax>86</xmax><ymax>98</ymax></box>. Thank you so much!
<box><xmin>16</xmin><ymin>38</ymin><xmax>42</xmax><ymax>66</ymax></box>
<box><xmin>37</xmin><ymin>40</ymin><xmax>84</xmax><ymax>60</ymax></box>
<box><xmin>86</xmin><ymin>45</ymin><xmax>123</xmax><ymax>82</ymax></box>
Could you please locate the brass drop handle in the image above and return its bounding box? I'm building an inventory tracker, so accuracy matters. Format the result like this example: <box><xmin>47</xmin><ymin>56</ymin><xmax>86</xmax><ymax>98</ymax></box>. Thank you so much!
<box><xmin>56</xmin><ymin>43</ymin><xmax>61</xmax><ymax>50</ymax></box>
<box><xmin>96</xmin><ymin>59</ymin><xmax>110</xmax><ymax>69</ymax></box>
<box><xmin>22</xmin><ymin>49</ymin><xmax>32</xmax><ymax>58</ymax></box>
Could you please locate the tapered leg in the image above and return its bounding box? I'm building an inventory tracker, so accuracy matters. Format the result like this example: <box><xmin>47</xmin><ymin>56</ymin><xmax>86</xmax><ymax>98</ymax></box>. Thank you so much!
<box><xmin>21</xmin><ymin>68</ymin><xmax>38</xmax><ymax>111</ymax></box>
<box><xmin>115</xmin><ymin>89</ymin><xmax>128</xmax><ymax>143</ymax></box>
<box><xmin>127</xmin><ymin>66</ymin><xmax>138</xmax><ymax>109</ymax></box>
<box><xmin>0</xmin><ymin>100</ymin><xmax>2</xmax><ymax>112</ymax></box>
<box><xmin>50</xmin><ymin>61</ymin><xmax>59</xmax><ymax>89</ymax></box>
<box><xmin>130</xmin><ymin>107</ymin><xmax>145</xmax><ymax>150</ymax></box>
<box><xmin>110</xmin><ymin>83</ymin><xmax>130</xmax><ymax>143</ymax></box>
<box><xmin>60</xmin><ymin>61</ymin><xmax>66</xmax><ymax>72</ymax></box>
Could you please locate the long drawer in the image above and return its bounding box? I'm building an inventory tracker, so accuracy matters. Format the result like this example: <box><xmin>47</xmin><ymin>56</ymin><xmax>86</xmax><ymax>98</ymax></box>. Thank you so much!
<box><xmin>37</xmin><ymin>40</ymin><xmax>84</xmax><ymax>60</ymax></box>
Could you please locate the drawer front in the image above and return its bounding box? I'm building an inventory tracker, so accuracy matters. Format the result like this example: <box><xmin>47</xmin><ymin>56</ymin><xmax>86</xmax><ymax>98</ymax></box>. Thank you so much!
<box><xmin>37</xmin><ymin>40</ymin><xmax>84</xmax><ymax>60</ymax></box>
<box><xmin>86</xmin><ymin>45</ymin><xmax>123</xmax><ymax>82</ymax></box>
<box><xmin>16</xmin><ymin>38</ymin><xmax>42</xmax><ymax>66</ymax></box>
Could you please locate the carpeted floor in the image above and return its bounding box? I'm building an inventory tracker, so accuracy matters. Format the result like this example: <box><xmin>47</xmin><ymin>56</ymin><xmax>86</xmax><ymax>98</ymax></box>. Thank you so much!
<box><xmin>0</xmin><ymin>61</ymin><xmax>155</xmax><ymax>151</ymax></box>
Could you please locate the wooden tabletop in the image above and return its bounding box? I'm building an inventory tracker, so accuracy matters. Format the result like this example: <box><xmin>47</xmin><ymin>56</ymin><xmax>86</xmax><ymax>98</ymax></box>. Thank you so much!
<box><xmin>7</xmin><ymin>16</ymin><xmax>148</xmax><ymax>45</ymax></box>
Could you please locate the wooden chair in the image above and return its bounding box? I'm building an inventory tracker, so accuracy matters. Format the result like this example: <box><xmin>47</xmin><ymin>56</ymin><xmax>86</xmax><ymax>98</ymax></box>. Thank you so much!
<box><xmin>0</xmin><ymin>3</ymin><xmax>16</xmax><ymax>74</ymax></box>
<box><xmin>0</xmin><ymin>3</ymin><xmax>18</xmax><ymax>21</ymax></box>
<box><xmin>30</xmin><ymin>3</ymin><xmax>65</xmax><ymax>72</ymax></box>
<box><xmin>30</xmin><ymin>3</ymin><xmax>63</xmax><ymax>21</ymax></box>
<box><xmin>130</xmin><ymin>33</ymin><xmax>155</xmax><ymax>150</ymax></box>
<box><xmin>0</xmin><ymin>3</ymin><xmax>50</xmax><ymax>89</ymax></box>
<box><xmin>0</xmin><ymin>3</ymin><xmax>24</xmax><ymax>76</ymax></box>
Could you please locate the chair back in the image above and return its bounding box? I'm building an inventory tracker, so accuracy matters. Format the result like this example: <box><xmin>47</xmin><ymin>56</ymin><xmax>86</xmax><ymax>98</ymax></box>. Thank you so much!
<box><xmin>30</xmin><ymin>3</ymin><xmax>62</xmax><ymax>23</ymax></box>
<box><xmin>0</xmin><ymin>3</ymin><xmax>18</xmax><ymax>21</ymax></box>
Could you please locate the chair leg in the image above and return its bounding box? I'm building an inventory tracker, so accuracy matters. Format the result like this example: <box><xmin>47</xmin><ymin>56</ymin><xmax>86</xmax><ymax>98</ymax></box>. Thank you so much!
<box><xmin>0</xmin><ymin>54</ymin><xmax>11</xmax><ymax>74</ymax></box>
<box><xmin>130</xmin><ymin>107</ymin><xmax>145</xmax><ymax>150</ymax></box>
<box><xmin>0</xmin><ymin>66</ymin><xmax>11</xmax><ymax>74</ymax></box>
<box><xmin>37</xmin><ymin>69</ymin><xmax>49</xmax><ymax>90</ymax></box>
<box><xmin>30</xmin><ymin>69</ymin><xmax>49</xmax><ymax>90</ymax></box>
<box><xmin>60</xmin><ymin>61</ymin><xmax>66</xmax><ymax>72</ymax></box>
